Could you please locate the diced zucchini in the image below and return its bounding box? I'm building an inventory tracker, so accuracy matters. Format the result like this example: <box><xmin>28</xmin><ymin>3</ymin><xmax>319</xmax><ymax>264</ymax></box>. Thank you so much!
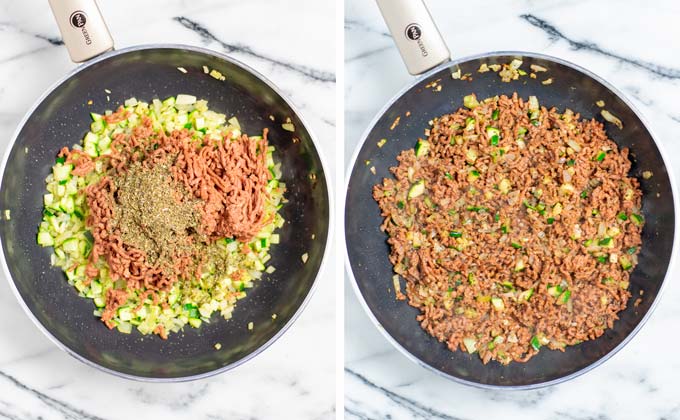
<box><xmin>486</xmin><ymin>126</ymin><xmax>500</xmax><ymax>145</ymax></box>
<box><xmin>518</xmin><ymin>288</ymin><xmax>534</xmax><ymax>301</ymax></box>
<box><xmin>61</xmin><ymin>237</ymin><xmax>78</xmax><ymax>253</ymax></box>
<box><xmin>597</xmin><ymin>235</ymin><xmax>612</xmax><ymax>245</ymax></box>
<box><xmin>463</xmin><ymin>337</ymin><xmax>477</xmax><ymax>353</ymax></box>
<box><xmin>552</xmin><ymin>202</ymin><xmax>563</xmax><ymax>216</ymax></box>
<box><xmin>547</xmin><ymin>284</ymin><xmax>563</xmax><ymax>297</ymax></box>
<box><xmin>83</xmin><ymin>143</ymin><xmax>101</xmax><ymax>160</ymax></box>
<box><xmin>118</xmin><ymin>306</ymin><xmax>133</xmax><ymax>321</ymax></box>
<box><xmin>117</xmin><ymin>321</ymin><xmax>132</xmax><ymax>334</ymax></box>
<box><xmin>415</xmin><ymin>139</ymin><xmax>430</xmax><ymax>157</ymax></box>
<box><xmin>194</xmin><ymin>117</ymin><xmax>206</xmax><ymax>130</ymax></box>
<box><xmin>464</xmin><ymin>117</ymin><xmax>475</xmax><ymax>131</ymax></box>
<box><xmin>528</xmin><ymin>96</ymin><xmax>540</xmax><ymax>120</ymax></box>
<box><xmin>98</xmin><ymin>136</ymin><xmax>112</xmax><ymax>152</ymax></box>
<box><xmin>37</xmin><ymin>231</ymin><xmax>54</xmax><ymax>246</ymax></box>
<box><xmin>228</xmin><ymin>116</ymin><xmax>241</xmax><ymax>130</ymax></box>
<box><xmin>467</xmin><ymin>273</ymin><xmax>476</xmax><ymax>285</ymax></box>
<box><xmin>168</xmin><ymin>288</ymin><xmax>180</xmax><ymax>306</ymax></box>
<box><xmin>53</xmin><ymin>164</ymin><xmax>72</xmax><ymax>182</ymax></box>
<box><xmin>630</xmin><ymin>214</ymin><xmax>644</xmax><ymax>227</ymax></box>
<box><xmin>60</xmin><ymin>196</ymin><xmax>75</xmax><ymax>214</ymax></box>
<box><xmin>408</xmin><ymin>180</ymin><xmax>425</xmax><ymax>199</ymax></box>
<box><xmin>83</xmin><ymin>131</ymin><xmax>98</xmax><ymax>145</ymax></box>
<box><xmin>559</xmin><ymin>183</ymin><xmax>575</xmax><ymax>195</ymax></box>
<box><xmin>556</xmin><ymin>290</ymin><xmax>571</xmax><ymax>305</ymax></box>
<box><xmin>619</xmin><ymin>255</ymin><xmax>633</xmax><ymax>270</ymax></box>
<box><xmin>491</xmin><ymin>297</ymin><xmax>505</xmax><ymax>311</ymax></box>
<box><xmin>465</xmin><ymin>148</ymin><xmax>478</xmax><ymax>164</ymax></box>
<box><xmin>463</xmin><ymin>94</ymin><xmax>479</xmax><ymax>109</ymax></box>
<box><xmin>162</xmin><ymin>96</ymin><xmax>176</xmax><ymax>107</ymax></box>
<box><xmin>90</xmin><ymin>281</ymin><xmax>102</xmax><ymax>295</ymax></box>
<box><xmin>530</xmin><ymin>335</ymin><xmax>542</xmax><ymax>351</ymax></box>
<box><xmin>499</xmin><ymin>178</ymin><xmax>511</xmax><ymax>194</ymax></box>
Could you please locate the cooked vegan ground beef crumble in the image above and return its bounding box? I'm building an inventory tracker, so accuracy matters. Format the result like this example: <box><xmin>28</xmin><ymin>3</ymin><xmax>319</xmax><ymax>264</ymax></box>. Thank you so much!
<box><xmin>373</xmin><ymin>93</ymin><xmax>644</xmax><ymax>364</ymax></box>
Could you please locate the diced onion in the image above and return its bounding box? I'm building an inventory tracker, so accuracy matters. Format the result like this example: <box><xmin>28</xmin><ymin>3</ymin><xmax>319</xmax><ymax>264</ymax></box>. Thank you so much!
<box><xmin>601</xmin><ymin>110</ymin><xmax>623</xmax><ymax>129</ymax></box>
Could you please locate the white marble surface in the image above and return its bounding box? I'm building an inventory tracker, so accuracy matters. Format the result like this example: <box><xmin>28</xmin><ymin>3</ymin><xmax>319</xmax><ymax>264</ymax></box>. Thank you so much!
<box><xmin>0</xmin><ymin>1</ymin><xmax>336</xmax><ymax>419</ymax></box>
<box><xmin>345</xmin><ymin>0</ymin><xmax>680</xmax><ymax>418</ymax></box>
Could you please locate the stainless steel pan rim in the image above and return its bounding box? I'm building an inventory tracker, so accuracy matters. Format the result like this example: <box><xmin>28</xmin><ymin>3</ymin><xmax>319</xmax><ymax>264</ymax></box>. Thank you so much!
<box><xmin>344</xmin><ymin>50</ymin><xmax>679</xmax><ymax>390</ymax></box>
<box><xmin>0</xmin><ymin>43</ymin><xmax>334</xmax><ymax>382</ymax></box>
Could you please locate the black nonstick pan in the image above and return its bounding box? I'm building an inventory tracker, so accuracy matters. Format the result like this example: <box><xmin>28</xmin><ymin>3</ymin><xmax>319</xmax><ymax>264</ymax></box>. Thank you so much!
<box><xmin>345</xmin><ymin>0</ymin><xmax>677</xmax><ymax>389</ymax></box>
<box><xmin>0</xmin><ymin>2</ymin><xmax>330</xmax><ymax>381</ymax></box>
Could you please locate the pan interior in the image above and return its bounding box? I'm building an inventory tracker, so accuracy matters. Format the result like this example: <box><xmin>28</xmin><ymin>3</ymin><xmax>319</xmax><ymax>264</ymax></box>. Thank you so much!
<box><xmin>346</xmin><ymin>54</ymin><xmax>674</xmax><ymax>387</ymax></box>
<box><xmin>0</xmin><ymin>46</ymin><xmax>329</xmax><ymax>379</ymax></box>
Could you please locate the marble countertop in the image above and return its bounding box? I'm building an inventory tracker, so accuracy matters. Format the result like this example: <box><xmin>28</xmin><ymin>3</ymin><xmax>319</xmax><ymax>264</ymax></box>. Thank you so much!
<box><xmin>0</xmin><ymin>1</ymin><xmax>336</xmax><ymax>419</ymax></box>
<box><xmin>345</xmin><ymin>0</ymin><xmax>680</xmax><ymax>418</ymax></box>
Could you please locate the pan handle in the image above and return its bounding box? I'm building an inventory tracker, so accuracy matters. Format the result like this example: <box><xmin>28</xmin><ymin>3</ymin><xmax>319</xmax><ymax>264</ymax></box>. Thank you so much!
<box><xmin>47</xmin><ymin>0</ymin><xmax>114</xmax><ymax>63</ymax></box>
<box><xmin>375</xmin><ymin>0</ymin><xmax>450</xmax><ymax>75</ymax></box>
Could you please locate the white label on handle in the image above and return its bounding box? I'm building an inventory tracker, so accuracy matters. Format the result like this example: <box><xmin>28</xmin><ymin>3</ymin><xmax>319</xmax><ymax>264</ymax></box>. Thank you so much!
<box><xmin>376</xmin><ymin>0</ymin><xmax>450</xmax><ymax>75</ymax></box>
<box><xmin>47</xmin><ymin>0</ymin><xmax>114</xmax><ymax>63</ymax></box>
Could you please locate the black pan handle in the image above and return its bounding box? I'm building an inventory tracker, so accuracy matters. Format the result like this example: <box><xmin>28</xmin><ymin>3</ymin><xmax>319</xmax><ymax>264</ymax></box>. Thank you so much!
<box><xmin>47</xmin><ymin>0</ymin><xmax>114</xmax><ymax>63</ymax></box>
<box><xmin>375</xmin><ymin>0</ymin><xmax>450</xmax><ymax>75</ymax></box>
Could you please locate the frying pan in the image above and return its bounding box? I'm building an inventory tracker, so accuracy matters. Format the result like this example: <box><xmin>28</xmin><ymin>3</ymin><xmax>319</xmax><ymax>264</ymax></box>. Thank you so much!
<box><xmin>0</xmin><ymin>0</ymin><xmax>330</xmax><ymax>381</ymax></box>
<box><xmin>345</xmin><ymin>0</ymin><xmax>678</xmax><ymax>389</ymax></box>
